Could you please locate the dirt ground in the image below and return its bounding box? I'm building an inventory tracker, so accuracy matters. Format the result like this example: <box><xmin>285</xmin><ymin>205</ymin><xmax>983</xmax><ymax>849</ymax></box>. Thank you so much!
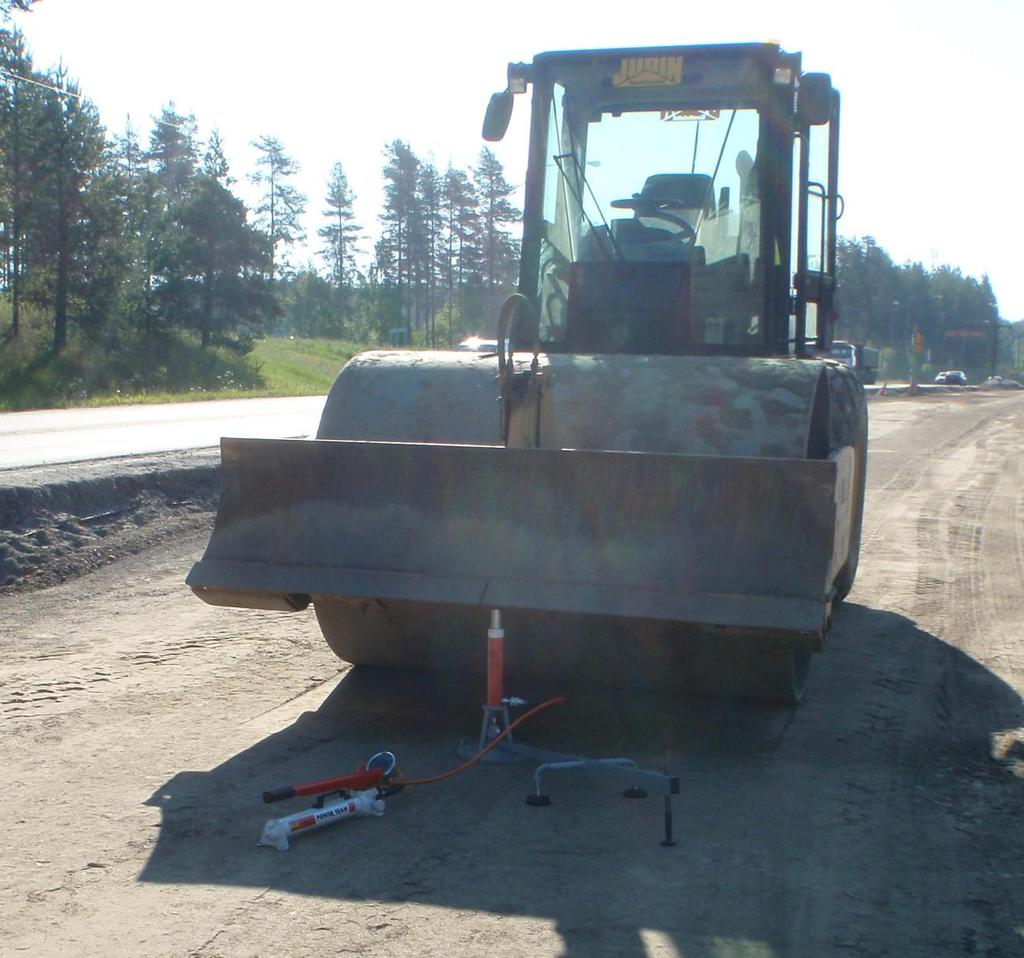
<box><xmin>2</xmin><ymin>393</ymin><xmax>1023</xmax><ymax>957</ymax></box>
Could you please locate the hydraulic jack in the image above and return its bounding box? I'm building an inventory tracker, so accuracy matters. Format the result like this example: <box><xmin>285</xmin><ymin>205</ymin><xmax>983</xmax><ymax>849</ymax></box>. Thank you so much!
<box><xmin>457</xmin><ymin>610</ymin><xmax>679</xmax><ymax>846</ymax></box>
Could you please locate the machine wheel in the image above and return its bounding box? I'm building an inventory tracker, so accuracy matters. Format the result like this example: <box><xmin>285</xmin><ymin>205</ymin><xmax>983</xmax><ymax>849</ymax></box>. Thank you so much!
<box><xmin>728</xmin><ymin>646</ymin><xmax>811</xmax><ymax>706</ymax></box>
<box><xmin>828</xmin><ymin>366</ymin><xmax>870</xmax><ymax>603</ymax></box>
<box><xmin>314</xmin><ymin>600</ymin><xmax>488</xmax><ymax>676</ymax></box>
<box><xmin>832</xmin><ymin>425</ymin><xmax>867</xmax><ymax>601</ymax></box>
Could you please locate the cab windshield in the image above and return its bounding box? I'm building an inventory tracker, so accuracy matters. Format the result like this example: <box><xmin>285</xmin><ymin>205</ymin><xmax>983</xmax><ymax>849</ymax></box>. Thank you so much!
<box><xmin>537</xmin><ymin>86</ymin><xmax>765</xmax><ymax>353</ymax></box>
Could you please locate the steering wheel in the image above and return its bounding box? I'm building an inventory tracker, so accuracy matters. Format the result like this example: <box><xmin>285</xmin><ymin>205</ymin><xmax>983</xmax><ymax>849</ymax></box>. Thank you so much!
<box><xmin>610</xmin><ymin>195</ymin><xmax>698</xmax><ymax>244</ymax></box>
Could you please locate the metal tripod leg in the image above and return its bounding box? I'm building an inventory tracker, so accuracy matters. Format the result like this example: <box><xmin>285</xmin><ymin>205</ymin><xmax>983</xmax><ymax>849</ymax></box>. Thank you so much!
<box><xmin>456</xmin><ymin>701</ymin><xmax>527</xmax><ymax>762</ymax></box>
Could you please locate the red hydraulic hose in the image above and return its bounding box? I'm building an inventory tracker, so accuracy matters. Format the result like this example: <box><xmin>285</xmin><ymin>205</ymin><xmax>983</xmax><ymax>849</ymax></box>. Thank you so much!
<box><xmin>263</xmin><ymin>696</ymin><xmax>566</xmax><ymax>802</ymax></box>
<box><xmin>398</xmin><ymin>696</ymin><xmax>566</xmax><ymax>787</ymax></box>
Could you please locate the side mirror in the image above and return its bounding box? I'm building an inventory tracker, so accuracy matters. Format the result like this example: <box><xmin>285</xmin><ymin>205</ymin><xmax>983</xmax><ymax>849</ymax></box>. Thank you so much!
<box><xmin>482</xmin><ymin>90</ymin><xmax>514</xmax><ymax>142</ymax></box>
<box><xmin>798</xmin><ymin>73</ymin><xmax>834</xmax><ymax>126</ymax></box>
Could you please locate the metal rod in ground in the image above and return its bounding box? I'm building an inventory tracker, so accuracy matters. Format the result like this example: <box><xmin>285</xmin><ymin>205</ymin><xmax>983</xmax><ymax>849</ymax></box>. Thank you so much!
<box><xmin>660</xmin><ymin>717</ymin><xmax>677</xmax><ymax>847</ymax></box>
<box><xmin>662</xmin><ymin>794</ymin><xmax>676</xmax><ymax>847</ymax></box>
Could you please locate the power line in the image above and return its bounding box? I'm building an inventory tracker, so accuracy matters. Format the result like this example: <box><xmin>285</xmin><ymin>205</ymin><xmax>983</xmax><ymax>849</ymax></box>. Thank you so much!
<box><xmin>0</xmin><ymin>69</ymin><xmax>182</xmax><ymax>131</ymax></box>
<box><xmin>0</xmin><ymin>66</ymin><xmax>82</xmax><ymax>99</ymax></box>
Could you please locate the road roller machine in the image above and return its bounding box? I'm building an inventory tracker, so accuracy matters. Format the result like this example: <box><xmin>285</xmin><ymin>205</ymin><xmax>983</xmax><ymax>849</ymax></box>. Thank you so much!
<box><xmin>188</xmin><ymin>43</ymin><xmax>866</xmax><ymax>703</ymax></box>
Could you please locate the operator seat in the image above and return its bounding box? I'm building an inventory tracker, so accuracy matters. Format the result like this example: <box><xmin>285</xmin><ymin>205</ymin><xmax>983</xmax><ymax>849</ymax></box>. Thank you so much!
<box><xmin>604</xmin><ymin>172</ymin><xmax>715</xmax><ymax>261</ymax></box>
<box><xmin>635</xmin><ymin>173</ymin><xmax>714</xmax><ymax>233</ymax></box>
<box><xmin>637</xmin><ymin>173</ymin><xmax>714</xmax><ymax>218</ymax></box>
<box><xmin>608</xmin><ymin>218</ymin><xmax>685</xmax><ymax>261</ymax></box>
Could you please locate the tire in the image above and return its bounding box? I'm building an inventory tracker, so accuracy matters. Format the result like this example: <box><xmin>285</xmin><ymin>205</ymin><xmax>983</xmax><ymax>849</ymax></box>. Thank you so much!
<box><xmin>723</xmin><ymin>645</ymin><xmax>811</xmax><ymax>706</ymax></box>
<box><xmin>828</xmin><ymin>366</ymin><xmax>869</xmax><ymax>603</ymax></box>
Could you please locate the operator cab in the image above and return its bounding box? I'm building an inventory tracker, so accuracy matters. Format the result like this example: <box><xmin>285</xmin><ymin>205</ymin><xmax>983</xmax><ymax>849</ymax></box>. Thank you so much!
<box><xmin>484</xmin><ymin>44</ymin><xmax>840</xmax><ymax>359</ymax></box>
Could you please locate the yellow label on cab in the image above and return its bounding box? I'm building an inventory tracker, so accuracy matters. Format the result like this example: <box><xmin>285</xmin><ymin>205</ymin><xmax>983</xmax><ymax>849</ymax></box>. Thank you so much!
<box><xmin>612</xmin><ymin>56</ymin><xmax>684</xmax><ymax>87</ymax></box>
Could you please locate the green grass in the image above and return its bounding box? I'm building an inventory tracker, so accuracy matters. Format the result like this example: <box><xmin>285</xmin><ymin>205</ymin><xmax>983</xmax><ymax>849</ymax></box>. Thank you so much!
<box><xmin>0</xmin><ymin>311</ymin><xmax>369</xmax><ymax>411</ymax></box>
<box><xmin>251</xmin><ymin>337</ymin><xmax>365</xmax><ymax>395</ymax></box>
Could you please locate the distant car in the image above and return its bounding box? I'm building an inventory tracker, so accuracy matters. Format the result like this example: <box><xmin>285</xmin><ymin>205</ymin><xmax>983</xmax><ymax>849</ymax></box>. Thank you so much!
<box><xmin>934</xmin><ymin>370</ymin><xmax>968</xmax><ymax>385</ymax></box>
<box><xmin>456</xmin><ymin>337</ymin><xmax>499</xmax><ymax>353</ymax></box>
<box><xmin>982</xmin><ymin>375</ymin><xmax>1023</xmax><ymax>389</ymax></box>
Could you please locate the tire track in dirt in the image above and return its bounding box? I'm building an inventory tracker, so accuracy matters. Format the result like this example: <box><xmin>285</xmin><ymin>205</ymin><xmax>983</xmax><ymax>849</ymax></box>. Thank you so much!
<box><xmin>802</xmin><ymin>394</ymin><xmax>1024</xmax><ymax>956</ymax></box>
<box><xmin>1</xmin><ymin>578</ymin><xmax>329</xmax><ymax>721</ymax></box>
<box><xmin>861</xmin><ymin>400</ymin><xmax>1003</xmax><ymax>553</ymax></box>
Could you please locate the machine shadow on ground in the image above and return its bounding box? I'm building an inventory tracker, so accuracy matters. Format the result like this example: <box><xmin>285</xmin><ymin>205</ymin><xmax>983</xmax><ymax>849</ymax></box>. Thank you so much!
<box><xmin>140</xmin><ymin>603</ymin><xmax>1024</xmax><ymax>957</ymax></box>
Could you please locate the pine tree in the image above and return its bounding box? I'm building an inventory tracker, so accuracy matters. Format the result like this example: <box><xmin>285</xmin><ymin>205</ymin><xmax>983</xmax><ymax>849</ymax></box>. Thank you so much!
<box><xmin>75</xmin><ymin>150</ymin><xmax>134</xmax><ymax>344</ymax></box>
<box><xmin>179</xmin><ymin>172</ymin><xmax>273</xmax><ymax>347</ymax></box>
<box><xmin>440</xmin><ymin>164</ymin><xmax>479</xmax><ymax>344</ymax></box>
<box><xmin>249</xmin><ymin>134</ymin><xmax>305</xmax><ymax>280</ymax></box>
<box><xmin>472</xmin><ymin>146</ymin><xmax>520</xmax><ymax>293</ymax></box>
<box><xmin>318</xmin><ymin>162</ymin><xmax>361</xmax><ymax>336</ymax></box>
<box><xmin>147</xmin><ymin>104</ymin><xmax>198</xmax><ymax>200</ymax></box>
<box><xmin>376</xmin><ymin>139</ymin><xmax>419</xmax><ymax>340</ymax></box>
<box><xmin>203</xmin><ymin>130</ymin><xmax>232</xmax><ymax>186</ymax></box>
<box><xmin>318</xmin><ymin>162</ymin><xmax>360</xmax><ymax>287</ymax></box>
<box><xmin>415</xmin><ymin>159</ymin><xmax>442</xmax><ymax>344</ymax></box>
<box><xmin>112</xmin><ymin>121</ymin><xmax>158</xmax><ymax>334</ymax></box>
<box><xmin>0</xmin><ymin>28</ymin><xmax>42</xmax><ymax>336</ymax></box>
<box><xmin>30</xmin><ymin>67</ymin><xmax>106</xmax><ymax>352</ymax></box>
<box><xmin>140</xmin><ymin>105</ymin><xmax>203</xmax><ymax>336</ymax></box>
<box><xmin>114</xmin><ymin>119</ymin><xmax>145</xmax><ymax>180</ymax></box>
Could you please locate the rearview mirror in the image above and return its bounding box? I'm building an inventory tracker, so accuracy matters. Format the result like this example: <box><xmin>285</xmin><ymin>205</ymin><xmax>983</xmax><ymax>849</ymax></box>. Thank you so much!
<box><xmin>798</xmin><ymin>73</ymin><xmax>834</xmax><ymax>126</ymax></box>
<box><xmin>482</xmin><ymin>90</ymin><xmax>514</xmax><ymax>142</ymax></box>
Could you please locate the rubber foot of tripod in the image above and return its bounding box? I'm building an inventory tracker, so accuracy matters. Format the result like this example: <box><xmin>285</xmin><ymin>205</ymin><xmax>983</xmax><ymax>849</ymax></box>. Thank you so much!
<box><xmin>525</xmin><ymin>793</ymin><xmax>551</xmax><ymax>806</ymax></box>
<box><xmin>623</xmin><ymin>786</ymin><xmax>647</xmax><ymax>799</ymax></box>
<box><xmin>661</xmin><ymin>839</ymin><xmax>677</xmax><ymax>847</ymax></box>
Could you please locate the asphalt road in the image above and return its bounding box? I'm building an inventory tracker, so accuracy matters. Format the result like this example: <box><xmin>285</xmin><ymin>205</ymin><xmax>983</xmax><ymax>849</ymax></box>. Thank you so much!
<box><xmin>2</xmin><ymin>392</ymin><xmax>1023</xmax><ymax>957</ymax></box>
<box><xmin>0</xmin><ymin>395</ymin><xmax>326</xmax><ymax>469</ymax></box>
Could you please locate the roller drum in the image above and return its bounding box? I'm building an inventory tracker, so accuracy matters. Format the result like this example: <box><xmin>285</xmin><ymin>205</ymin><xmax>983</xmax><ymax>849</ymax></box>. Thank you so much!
<box><xmin>302</xmin><ymin>350</ymin><xmax>866</xmax><ymax>703</ymax></box>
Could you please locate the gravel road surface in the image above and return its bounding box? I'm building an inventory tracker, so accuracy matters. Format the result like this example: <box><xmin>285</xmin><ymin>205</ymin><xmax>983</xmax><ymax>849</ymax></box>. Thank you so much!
<box><xmin>2</xmin><ymin>392</ymin><xmax>1023</xmax><ymax>956</ymax></box>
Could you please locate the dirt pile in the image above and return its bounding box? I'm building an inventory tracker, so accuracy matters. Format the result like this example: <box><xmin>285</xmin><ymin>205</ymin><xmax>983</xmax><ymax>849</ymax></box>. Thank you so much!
<box><xmin>0</xmin><ymin>451</ymin><xmax>220</xmax><ymax>593</ymax></box>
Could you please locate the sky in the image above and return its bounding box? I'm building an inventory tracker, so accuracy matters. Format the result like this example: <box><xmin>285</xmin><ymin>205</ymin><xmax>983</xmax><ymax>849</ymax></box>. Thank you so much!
<box><xmin>10</xmin><ymin>0</ymin><xmax>1024</xmax><ymax>319</ymax></box>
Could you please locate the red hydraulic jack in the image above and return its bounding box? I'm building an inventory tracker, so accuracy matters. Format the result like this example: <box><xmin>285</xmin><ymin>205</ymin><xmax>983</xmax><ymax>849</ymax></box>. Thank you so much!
<box><xmin>458</xmin><ymin>610</ymin><xmax>680</xmax><ymax>846</ymax></box>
